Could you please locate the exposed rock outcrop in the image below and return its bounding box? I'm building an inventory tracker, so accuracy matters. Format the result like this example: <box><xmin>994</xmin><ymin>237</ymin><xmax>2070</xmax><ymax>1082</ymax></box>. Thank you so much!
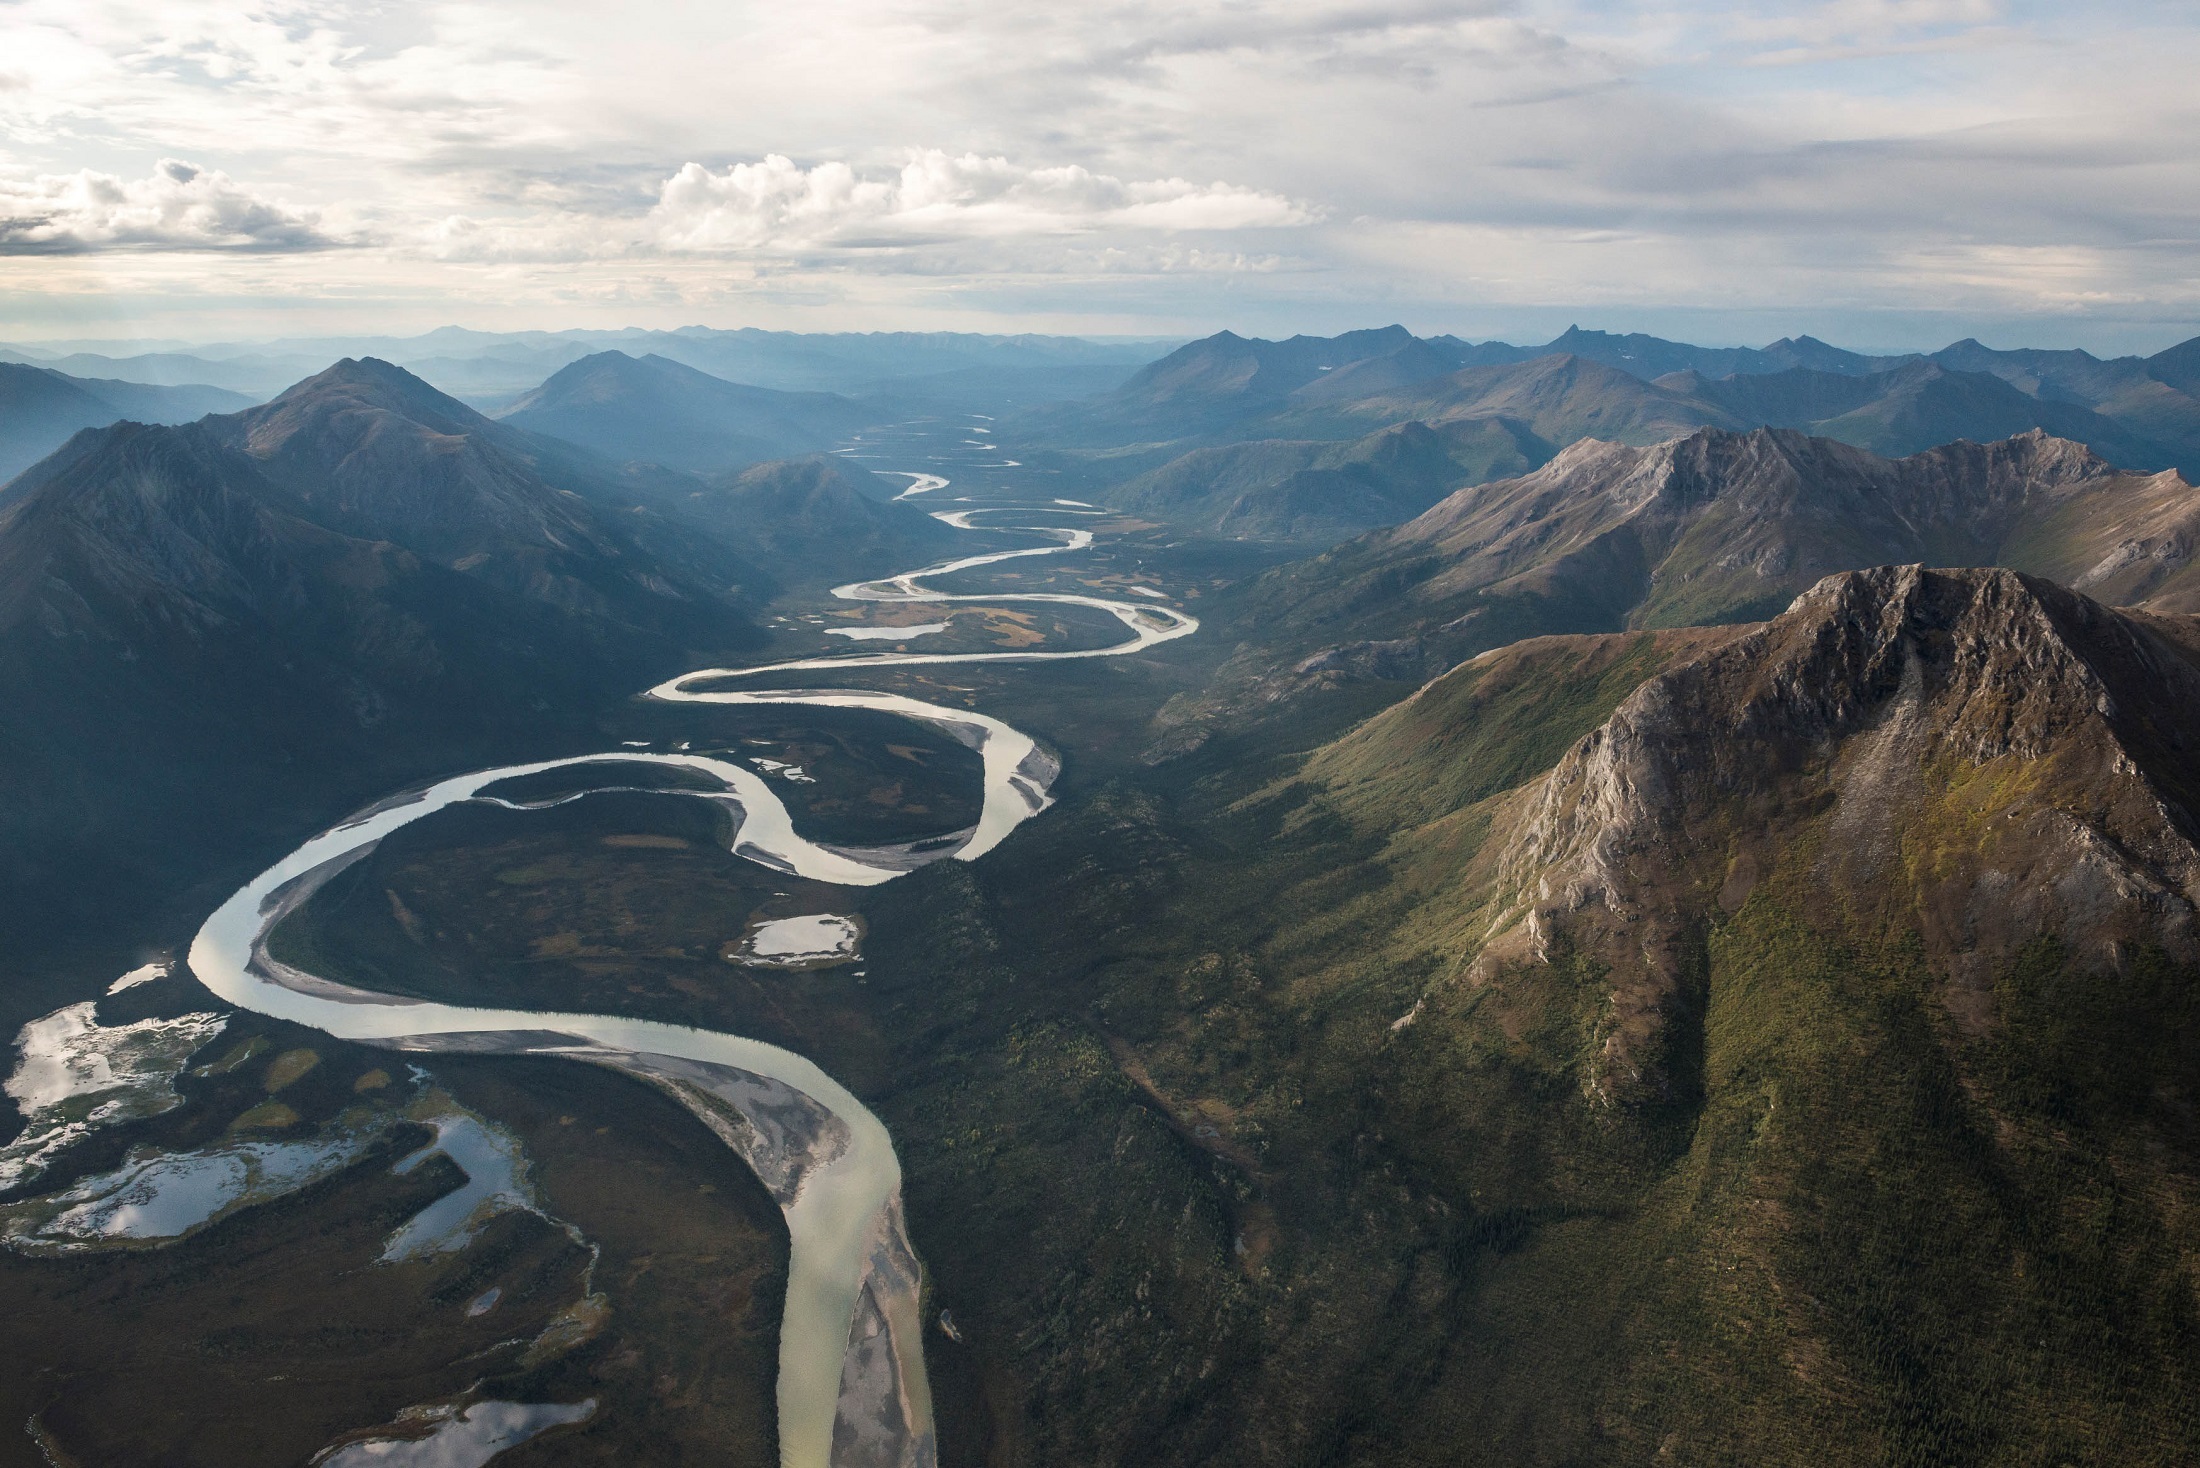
<box><xmin>1473</xmin><ymin>565</ymin><xmax>2200</xmax><ymax>1101</ymax></box>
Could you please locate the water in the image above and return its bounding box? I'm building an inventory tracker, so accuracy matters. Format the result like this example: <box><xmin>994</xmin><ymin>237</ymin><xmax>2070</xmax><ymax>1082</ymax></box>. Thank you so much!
<box><xmin>316</xmin><ymin>1398</ymin><xmax>597</xmax><ymax>1467</ymax></box>
<box><xmin>189</xmin><ymin>462</ymin><xmax>1195</xmax><ymax>1468</ymax></box>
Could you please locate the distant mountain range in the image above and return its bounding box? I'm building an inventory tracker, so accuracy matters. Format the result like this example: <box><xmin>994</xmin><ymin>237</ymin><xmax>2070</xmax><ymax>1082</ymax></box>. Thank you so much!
<box><xmin>0</xmin><ymin>362</ymin><xmax>256</xmax><ymax>483</ymax></box>
<box><xmin>0</xmin><ymin>327</ymin><xmax>1171</xmax><ymax>408</ymax></box>
<box><xmin>1158</xmin><ymin>424</ymin><xmax>2200</xmax><ymax>749</ymax></box>
<box><xmin>1018</xmin><ymin>326</ymin><xmax>2200</xmax><ymax>534</ymax></box>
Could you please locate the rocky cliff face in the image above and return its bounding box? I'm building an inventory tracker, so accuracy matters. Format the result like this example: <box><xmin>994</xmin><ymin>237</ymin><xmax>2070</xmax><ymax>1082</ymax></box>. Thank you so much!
<box><xmin>1474</xmin><ymin>565</ymin><xmax>2200</xmax><ymax>1102</ymax></box>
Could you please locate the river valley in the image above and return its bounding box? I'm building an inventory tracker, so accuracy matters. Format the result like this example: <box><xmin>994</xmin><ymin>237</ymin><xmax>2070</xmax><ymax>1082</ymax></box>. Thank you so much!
<box><xmin>183</xmin><ymin>421</ymin><xmax>1200</xmax><ymax>1468</ymax></box>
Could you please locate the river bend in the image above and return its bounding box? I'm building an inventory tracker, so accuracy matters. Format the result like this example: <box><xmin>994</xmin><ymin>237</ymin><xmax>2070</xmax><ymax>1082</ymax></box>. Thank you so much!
<box><xmin>188</xmin><ymin>475</ymin><xmax>1194</xmax><ymax>1468</ymax></box>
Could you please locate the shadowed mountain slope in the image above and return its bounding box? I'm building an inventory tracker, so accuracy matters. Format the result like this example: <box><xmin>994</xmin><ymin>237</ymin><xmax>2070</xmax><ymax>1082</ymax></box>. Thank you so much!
<box><xmin>0</xmin><ymin>361</ymin><xmax>767</xmax><ymax>967</ymax></box>
<box><xmin>680</xmin><ymin>455</ymin><xmax>960</xmax><ymax>586</ymax></box>
<box><xmin>200</xmin><ymin>356</ymin><xmax>769</xmax><ymax>626</ymax></box>
<box><xmin>0</xmin><ymin>361</ymin><xmax>257</xmax><ymax>483</ymax></box>
<box><xmin>497</xmin><ymin>350</ymin><xmax>876</xmax><ymax>473</ymax></box>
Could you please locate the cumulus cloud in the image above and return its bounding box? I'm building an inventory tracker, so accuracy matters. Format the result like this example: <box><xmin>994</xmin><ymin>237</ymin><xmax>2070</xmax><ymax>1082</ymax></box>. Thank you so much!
<box><xmin>649</xmin><ymin>150</ymin><xmax>1318</xmax><ymax>252</ymax></box>
<box><xmin>0</xmin><ymin>158</ymin><xmax>335</xmax><ymax>253</ymax></box>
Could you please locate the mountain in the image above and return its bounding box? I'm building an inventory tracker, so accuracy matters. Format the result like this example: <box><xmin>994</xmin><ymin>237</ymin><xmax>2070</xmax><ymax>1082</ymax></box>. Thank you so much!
<box><xmin>1006</xmin><ymin>327</ymin><xmax>2200</xmax><ymax>496</ymax></box>
<box><xmin>1253</xmin><ymin>566</ymin><xmax>2200</xmax><ymax>1460</ymax></box>
<box><xmin>1108</xmin><ymin>419</ymin><xmax>1550</xmax><ymax>543</ymax></box>
<box><xmin>0</xmin><ymin>362</ymin><xmax>257</xmax><ymax>483</ymax></box>
<box><xmin>194</xmin><ymin>356</ymin><xmax>764</xmax><ymax>627</ymax></box>
<box><xmin>1274</xmin><ymin>353</ymin><xmax>1726</xmax><ymax>447</ymax></box>
<box><xmin>0</xmin><ymin>359</ymin><xmax>763</xmax><ymax>965</ymax></box>
<box><xmin>3</xmin><ymin>328</ymin><xmax>1174</xmax><ymax>406</ymax></box>
<box><xmin>1013</xmin><ymin>325</ymin><xmax>1446</xmax><ymax>444</ymax></box>
<box><xmin>1173</xmin><ymin>427</ymin><xmax>2200</xmax><ymax>736</ymax></box>
<box><xmin>497</xmin><ymin>351</ymin><xmax>877</xmax><ymax>472</ymax></box>
<box><xmin>1663</xmin><ymin>359</ymin><xmax>2174</xmax><ymax>466</ymax></box>
<box><xmin>678</xmin><ymin>455</ymin><xmax>960</xmax><ymax>586</ymax></box>
<box><xmin>850</xmin><ymin>560</ymin><xmax>2200</xmax><ymax>1467</ymax></box>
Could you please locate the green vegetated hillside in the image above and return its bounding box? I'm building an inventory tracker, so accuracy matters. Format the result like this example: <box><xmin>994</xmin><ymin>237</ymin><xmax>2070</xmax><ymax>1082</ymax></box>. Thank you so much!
<box><xmin>829</xmin><ymin>565</ymin><xmax>2200</xmax><ymax>1466</ymax></box>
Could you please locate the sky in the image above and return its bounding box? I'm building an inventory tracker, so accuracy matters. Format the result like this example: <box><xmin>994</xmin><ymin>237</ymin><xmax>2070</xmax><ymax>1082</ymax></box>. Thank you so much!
<box><xmin>1</xmin><ymin>0</ymin><xmax>2197</xmax><ymax>352</ymax></box>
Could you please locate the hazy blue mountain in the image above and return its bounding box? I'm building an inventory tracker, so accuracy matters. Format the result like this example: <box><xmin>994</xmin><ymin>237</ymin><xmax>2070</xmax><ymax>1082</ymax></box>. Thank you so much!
<box><xmin>0</xmin><ymin>362</ymin><xmax>258</xmax><ymax>483</ymax></box>
<box><xmin>1662</xmin><ymin>359</ymin><xmax>2175</xmax><ymax>466</ymax></box>
<box><xmin>1526</xmin><ymin>326</ymin><xmax>1919</xmax><ymax>379</ymax></box>
<box><xmin>2</xmin><ymin>327</ymin><xmax>1176</xmax><ymax>406</ymax></box>
<box><xmin>1271</xmin><ymin>353</ymin><xmax>1727</xmax><ymax>447</ymax></box>
<box><xmin>680</xmin><ymin>455</ymin><xmax>961</xmax><ymax>586</ymax></box>
<box><xmin>1109</xmin><ymin>418</ymin><xmax>1552</xmax><ymax>542</ymax></box>
<box><xmin>1010</xmin><ymin>325</ymin><xmax>1459</xmax><ymax>444</ymax></box>
<box><xmin>497</xmin><ymin>350</ymin><xmax>876</xmax><ymax>473</ymax></box>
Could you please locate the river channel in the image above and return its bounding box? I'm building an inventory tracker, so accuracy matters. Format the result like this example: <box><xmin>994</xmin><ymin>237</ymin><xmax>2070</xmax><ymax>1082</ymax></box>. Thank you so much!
<box><xmin>187</xmin><ymin>464</ymin><xmax>1197</xmax><ymax>1468</ymax></box>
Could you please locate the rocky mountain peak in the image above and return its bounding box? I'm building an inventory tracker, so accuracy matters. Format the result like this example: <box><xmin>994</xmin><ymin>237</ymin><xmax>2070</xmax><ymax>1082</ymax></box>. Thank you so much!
<box><xmin>240</xmin><ymin>356</ymin><xmax>489</xmax><ymax>459</ymax></box>
<box><xmin>1475</xmin><ymin>564</ymin><xmax>2200</xmax><ymax>1102</ymax></box>
<box><xmin>199</xmin><ymin>356</ymin><xmax>622</xmax><ymax>572</ymax></box>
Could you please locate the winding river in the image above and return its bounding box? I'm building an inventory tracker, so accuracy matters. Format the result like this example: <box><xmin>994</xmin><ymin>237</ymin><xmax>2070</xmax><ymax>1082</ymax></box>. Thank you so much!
<box><xmin>187</xmin><ymin>468</ymin><xmax>1197</xmax><ymax>1468</ymax></box>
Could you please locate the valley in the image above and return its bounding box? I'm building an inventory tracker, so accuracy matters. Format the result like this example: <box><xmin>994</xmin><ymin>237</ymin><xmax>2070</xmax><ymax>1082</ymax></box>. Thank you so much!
<box><xmin>2</xmin><ymin>330</ymin><xmax>2198</xmax><ymax>1468</ymax></box>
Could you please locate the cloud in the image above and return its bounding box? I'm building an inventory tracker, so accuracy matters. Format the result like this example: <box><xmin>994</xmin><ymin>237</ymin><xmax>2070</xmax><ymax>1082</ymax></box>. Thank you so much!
<box><xmin>648</xmin><ymin>150</ymin><xmax>1318</xmax><ymax>252</ymax></box>
<box><xmin>0</xmin><ymin>158</ymin><xmax>337</xmax><ymax>254</ymax></box>
<box><xmin>2</xmin><ymin>1</ymin><xmax>2199</xmax><ymax>347</ymax></box>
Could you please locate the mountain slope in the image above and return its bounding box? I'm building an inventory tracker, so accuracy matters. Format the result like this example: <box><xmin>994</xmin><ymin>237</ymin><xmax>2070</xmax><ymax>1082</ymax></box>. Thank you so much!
<box><xmin>0</xmin><ymin>362</ymin><xmax>258</xmax><ymax>483</ymax></box>
<box><xmin>0</xmin><ymin>364</ymin><xmax>768</xmax><ymax>968</ymax></box>
<box><xmin>1667</xmin><ymin>360</ymin><xmax>2176</xmax><ymax>466</ymax></box>
<box><xmin>679</xmin><ymin>455</ymin><xmax>960</xmax><ymax>586</ymax></box>
<box><xmin>847</xmin><ymin>564</ymin><xmax>2200</xmax><ymax>1468</ymax></box>
<box><xmin>1174</xmin><ymin>427</ymin><xmax>2200</xmax><ymax>740</ymax></box>
<box><xmin>202</xmin><ymin>356</ymin><xmax>763</xmax><ymax>632</ymax></box>
<box><xmin>1286</xmin><ymin>566</ymin><xmax>2200</xmax><ymax>1461</ymax></box>
<box><xmin>497</xmin><ymin>350</ymin><xmax>875</xmax><ymax>472</ymax></box>
<box><xmin>1107</xmin><ymin>419</ymin><xmax>1551</xmax><ymax>543</ymax></box>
